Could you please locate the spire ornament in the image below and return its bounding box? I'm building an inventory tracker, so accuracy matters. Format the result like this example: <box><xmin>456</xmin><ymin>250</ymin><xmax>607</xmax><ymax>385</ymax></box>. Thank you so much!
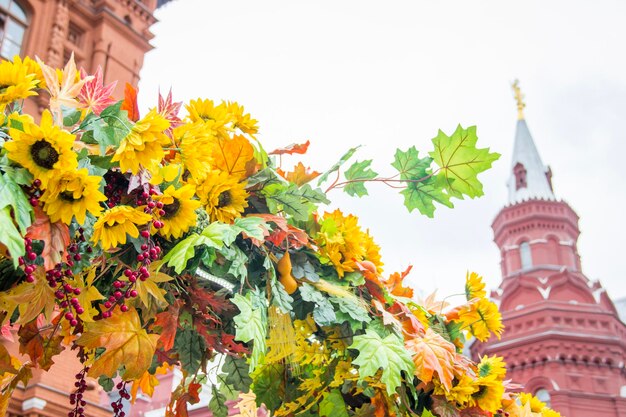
<box><xmin>512</xmin><ymin>79</ymin><xmax>525</xmax><ymax>120</ymax></box>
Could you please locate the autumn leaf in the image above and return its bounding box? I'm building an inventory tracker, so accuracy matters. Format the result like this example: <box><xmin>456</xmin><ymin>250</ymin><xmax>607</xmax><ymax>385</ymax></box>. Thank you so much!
<box><xmin>17</xmin><ymin>320</ymin><xmax>65</xmax><ymax>371</ymax></box>
<box><xmin>152</xmin><ymin>302</ymin><xmax>180</xmax><ymax>351</ymax></box>
<box><xmin>277</xmin><ymin>162</ymin><xmax>320</xmax><ymax>186</ymax></box>
<box><xmin>269</xmin><ymin>140</ymin><xmax>310</xmax><ymax>155</ymax></box>
<box><xmin>405</xmin><ymin>327</ymin><xmax>456</xmax><ymax>391</ymax></box>
<box><xmin>26</xmin><ymin>206</ymin><xmax>70</xmax><ymax>271</ymax></box>
<box><xmin>158</xmin><ymin>88</ymin><xmax>183</xmax><ymax>135</ymax></box>
<box><xmin>431</xmin><ymin>395</ymin><xmax>461</xmax><ymax>417</ymax></box>
<box><xmin>78</xmin><ymin>66</ymin><xmax>118</xmax><ymax>115</ymax></box>
<box><xmin>211</xmin><ymin>134</ymin><xmax>256</xmax><ymax>178</ymax></box>
<box><xmin>130</xmin><ymin>363</ymin><xmax>171</xmax><ymax>403</ymax></box>
<box><xmin>67</xmin><ymin>269</ymin><xmax>105</xmax><ymax>322</ymax></box>
<box><xmin>1</xmin><ymin>266</ymin><xmax>56</xmax><ymax>325</ymax></box>
<box><xmin>121</xmin><ymin>83</ymin><xmax>140</xmax><ymax>121</ymax></box>
<box><xmin>36</xmin><ymin>53</ymin><xmax>93</xmax><ymax>124</ymax></box>
<box><xmin>76</xmin><ymin>306</ymin><xmax>159</xmax><ymax>380</ymax></box>
<box><xmin>0</xmin><ymin>357</ymin><xmax>33</xmax><ymax>416</ymax></box>
<box><xmin>384</xmin><ymin>265</ymin><xmax>414</xmax><ymax>298</ymax></box>
<box><xmin>165</xmin><ymin>381</ymin><xmax>201</xmax><ymax>417</ymax></box>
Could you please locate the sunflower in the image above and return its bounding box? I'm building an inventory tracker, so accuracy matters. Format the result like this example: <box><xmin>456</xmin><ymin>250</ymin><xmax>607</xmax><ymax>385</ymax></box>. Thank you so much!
<box><xmin>477</xmin><ymin>355</ymin><xmax>507</xmax><ymax>380</ymax></box>
<box><xmin>41</xmin><ymin>168</ymin><xmax>106</xmax><ymax>225</ymax></box>
<box><xmin>152</xmin><ymin>184</ymin><xmax>201</xmax><ymax>239</ymax></box>
<box><xmin>195</xmin><ymin>170</ymin><xmax>248</xmax><ymax>224</ymax></box>
<box><xmin>185</xmin><ymin>98</ymin><xmax>230</xmax><ymax>137</ymax></box>
<box><xmin>91</xmin><ymin>206</ymin><xmax>152</xmax><ymax>250</ymax></box>
<box><xmin>469</xmin><ymin>376</ymin><xmax>504</xmax><ymax>413</ymax></box>
<box><xmin>174</xmin><ymin>121</ymin><xmax>217</xmax><ymax>181</ymax></box>
<box><xmin>4</xmin><ymin>110</ymin><xmax>78</xmax><ymax>187</ymax></box>
<box><xmin>465</xmin><ymin>271</ymin><xmax>486</xmax><ymax>300</ymax></box>
<box><xmin>111</xmin><ymin>109</ymin><xmax>170</xmax><ymax>175</ymax></box>
<box><xmin>0</xmin><ymin>56</ymin><xmax>39</xmax><ymax>105</ymax></box>
<box><xmin>316</xmin><ymin>210</ymin><xmax>367</xmax><ymax>277</ymax></box>
<box><xmin>227</xmin><ymin>101</ymin><xmax>258</xmax><ymax>134</ymax></box>
<box><xmin>13</xmin><ymin>56</ymin><xmax>45</xmax><ymax>88</ymax></box>
<box><xmin>519</xmin><ymin>393</ymin><xmax>546</xmax><ymax>413</ymax></box>
<box><xmin>362</xmin><ymin>230</ymin><xmax>384</xmax><ymax>273</ymax></box>
<box><xmin>434</xmin><ymin>374</ymin><xmax>476</xmax><ymax>406</ymax></box>
<box><xmin>541</xmin><ymin>407</ymin><xmax>561</xmax><ymax>417</ymax></box>
<box><xmin>458</xmin><ymin>297</ymin><xmax>504</xmax><ymax>341</ymax></box>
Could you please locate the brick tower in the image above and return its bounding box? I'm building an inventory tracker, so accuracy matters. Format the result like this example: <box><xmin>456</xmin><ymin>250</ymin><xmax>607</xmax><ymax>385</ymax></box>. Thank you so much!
<box><xmin>471</xmin><ymin>82</ymin><xmax>626</xmax><ymax>416</ymax></box>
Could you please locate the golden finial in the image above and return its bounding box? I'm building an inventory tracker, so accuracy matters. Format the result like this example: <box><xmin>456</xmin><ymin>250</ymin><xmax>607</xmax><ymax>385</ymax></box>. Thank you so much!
<box><xmin>511</xmin><ymin>79</ymin><xmax>525</xmax><ymax>120</ymax></box>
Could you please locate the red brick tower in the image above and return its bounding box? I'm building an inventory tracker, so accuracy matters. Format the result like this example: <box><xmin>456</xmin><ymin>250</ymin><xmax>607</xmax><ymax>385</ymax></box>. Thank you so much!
<box><xmin>471</xmin><ymin>82</ymin><xmax>626</xmax><ymax>416</ymax></box>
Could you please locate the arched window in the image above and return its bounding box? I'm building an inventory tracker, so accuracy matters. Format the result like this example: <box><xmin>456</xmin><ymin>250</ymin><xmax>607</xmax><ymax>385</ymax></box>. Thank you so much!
<box><xmin>514</xmin><ymin>162</ymin><xmax>527</xmax><ymax>190</ymax></box>
<box><xmin>520</xmin><ymin>241</ymin><xmax>532</xmax><ymax>269</ymax></box>
<box><xmin>0</xmin><ymin>0</ymin><xmax>27</xmax><ymax>60</ymax></box>
<box><xmin>535</xmin><ymin>388</ymin><xmax>551</xmax><ymax>408</ymax></box>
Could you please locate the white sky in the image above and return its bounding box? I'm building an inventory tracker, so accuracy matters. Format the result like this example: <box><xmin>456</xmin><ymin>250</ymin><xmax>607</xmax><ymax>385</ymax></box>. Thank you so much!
<box><xmin>138</xmin><ymin>0</ymin><xmax>626</xmax><ymax>302</ymax></box>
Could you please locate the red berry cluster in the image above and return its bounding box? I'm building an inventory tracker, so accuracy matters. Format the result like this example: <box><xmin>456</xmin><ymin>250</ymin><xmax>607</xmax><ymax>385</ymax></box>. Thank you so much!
<box><xmin>18</xmin><ymin>237</ymin><xmax>37</xmax><ymax>283</ymax></box>
<box><xmin>47</xmin><ymin>263</ymin><xmax>83</xmax><ymax>328</ymax></box>
<box><xmin>27</xmin><ymin>178</ymin><xmax>42</xmax><ymax>207</ymax></box>
<box><xmin>111</xmin><ymin>381</ymin><xmax>130</xmax><ymax>417</ymax></box>
<box><xmin>496</xmin><ymin>408</ymin><xmax>510</xmax><ymax>417</ymax></box>
<box><xmin>103</xmin><ymin>171</ymin><xmax>129</xmax><ymax>208</ymax></box>
<box><xmin>68</xmin><ymin>366</ymin><xmax>89</xmax><ymax>417</ymax></box>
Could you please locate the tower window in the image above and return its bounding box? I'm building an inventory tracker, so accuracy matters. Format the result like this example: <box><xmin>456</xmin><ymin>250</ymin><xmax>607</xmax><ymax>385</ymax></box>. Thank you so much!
<box><xmin>535</xmin><ymin>389</ymin><xmax>551</xmax><ymax>408</ymax></box>
<box><xmin>514</xmin><ymin>162</ymin><xmax>527</xmax><ymax>190</ymax></box>
<box><xmin>520</xmin><ymin>241</ymin><xmax>532</xmax><ymax>269</ymax></box>
<box><xmin>0</xmin><ymin>0</ymin><xmax>27</xmax><ymax>60</ymax></box>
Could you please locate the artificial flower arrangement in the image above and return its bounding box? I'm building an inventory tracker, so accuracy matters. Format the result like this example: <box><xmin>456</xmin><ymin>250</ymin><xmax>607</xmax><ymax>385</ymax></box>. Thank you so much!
<box><xmin>0</xmin><ymin>54</ymin><xmax>561</xmax><ymax>417</ymax></box>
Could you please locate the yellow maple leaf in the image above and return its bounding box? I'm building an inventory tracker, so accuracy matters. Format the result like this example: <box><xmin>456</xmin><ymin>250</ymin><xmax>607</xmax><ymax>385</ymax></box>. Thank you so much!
<box><xmin>405</xmin><ymin>327</ymin><xmax>456</xmax><ymax>391</ymax></box>
<box><xmin>0</xmin><ymin>266</ymin><xmax>56</xmax><ymax>325</ymax></box>
<box><xmin>67</xmin><ymin>268</ymin><xmax>105</xmax><ymax>322</ymax></box>
<box><xmin>36</xmin><ymin>53</ymin><xmax>93</xmax><ymax>125</ymax></box>
<box><xmin>211</xmin><ymin>134</ymin><xmax>256</xmax><ymax>178</ymax></box>
<box><xmin>277</xmin><ymin>162</ymin><xmax>320</xmax><ymax>186</ymax></box>
<box><xmin>76</xmin><ymin>306</ymin><xmax>159</xmax><ymax>380</ymax></box>
<box><xmin>233</xmin><ymin>391</ymin><xmax>262</xmax><ymax>417</ymax></box>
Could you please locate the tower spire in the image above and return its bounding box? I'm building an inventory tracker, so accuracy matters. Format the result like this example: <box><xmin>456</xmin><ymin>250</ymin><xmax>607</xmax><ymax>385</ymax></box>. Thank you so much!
<box><xmin>512</xmin><ymin>79</ymin><xmax>525</xmax><ymax>120</ymax></box>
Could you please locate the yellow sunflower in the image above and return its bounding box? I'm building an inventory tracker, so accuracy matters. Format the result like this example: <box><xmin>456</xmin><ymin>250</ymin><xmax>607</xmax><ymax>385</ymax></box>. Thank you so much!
<box><xmin>519</xmin><ymin>393</ymin><xmax>546</xmax><ymax>413</ymax></box>
<box><xmin>173</xmin><ymin>121</ymin><xmax>217</xmax><ymax>181</ymax></box>
<box><xmin>227</xmin><ymin>101</ymin><xmax>258</xmax><ymax>134</ymax></box>
<box><xmin>185</xmin><ymin>98</ymin><xmax>230</xmax><ymax>137</ymax></box>
<box><xmin>434</xmin><ymin>374</ymin><xmax>476</xmax><ymax>406</ymax></box>
<box><xmin>4</xmin><ymin>110</ymin><xmax>78</xmax><ymax>187</ymax></box>
<box><xmin>457</xmin><ymin>297</ymin><xmax>504</xmax><ymax>341</ymax></box>
<box><xmin>91</xmin><ymin>206</ymin><xmax>152</xmax><ymax>250</ymax></box>
<box><xmin>541</xmin><ymin>407</ymin><xmax>561</xmax><ymax>417</ymax></box>
<box><xmin>465</xmin><ymin>271</ymin><xmax>487</xmax><ymax>300</ymax></box>
<box><xmin>362</xmin><ymin>230</ymin><xmax>384</xmax><ymax>273</ymax></box>
<box><xmin>111</xmin><ymin>109</ymin><xmax>170</xmax><ymax>175</ymax></box>
<box><xmin>41</xmin><ymin>168</ymin><xmax>106</xmax><ymax>225</ymax></box>
<box><xmin>468</xmin><ymin>375</ymin><xmax>504</xmax><ymax>413</ymax></box>
<box><xmin>13</xmin><ymin>56</ymin><xmax>44</xmax><ymax>88</ymax></box>
<box><xmin>153</xmin><ymin>184</ymin><xmax>201</xmax><ymax>239</ymax></box>
<box><xmin>477</xmin><ymin>355</ymin><xmax>507</xmax><ymax>380</ymax></box>
<box><xmin>195</xmin><ymin>170</ymin><xmax>249</xmax><ymax>224</ymax></box>
<box><xmin>316</xmin><ymin>210</ymin><xmax>367</xmax><ymax>277</ymax></box>
<box><xmin>0</xmin><ymin>56</ymin><xmax>39</xmax><ymax>105</ymax></box>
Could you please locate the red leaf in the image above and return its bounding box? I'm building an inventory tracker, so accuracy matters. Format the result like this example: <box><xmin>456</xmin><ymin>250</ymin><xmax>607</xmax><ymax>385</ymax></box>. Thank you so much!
<box><xmin>269</xmin><ymin>140</ymin><xmax>310</xmax><ymax>155</ymax></box>
<box><xmin>17</xmin><ymin>320</ymin><xmax>65</xmax><ymax>371</ymax></box>
<box><xmin>158</xmin><ymin>88</ymin><xmax>182</xmax><ymax>135</ymax></box>
<box><xmin>153</xmin><ymin>302</ymin><xmax>180</xmax><ymax>351</ymax></box>
<box><xmin>121</xmin><ymin>83</ymin><xmax>140</xmax><ymax>122</ymax></box>
<box><xmin>26</xmin><ymin>207</ymin><xmax>70</xmax><ymax>270</ymax></box>
<box><xmin>78</xmin><ymin>66</ymin><xmax>118</xmax><ymax>115</ymax></box>
<box><xmin>384</xmin><ymin>265</ymin><xmax>414</xmax><ymax>298</ymax></box>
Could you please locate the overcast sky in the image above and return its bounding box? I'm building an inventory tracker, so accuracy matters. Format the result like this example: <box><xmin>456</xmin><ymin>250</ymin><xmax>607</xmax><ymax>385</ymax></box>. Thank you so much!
<box><xmin>138</xmin><ymin>0</ymin><xmax>626</xmax><ymax>302</ymax></box>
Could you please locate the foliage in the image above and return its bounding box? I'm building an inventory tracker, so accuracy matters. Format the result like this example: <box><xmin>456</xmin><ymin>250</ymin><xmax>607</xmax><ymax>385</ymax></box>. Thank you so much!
<box><xmin>0</xmin><ymin>54</ymin><xmax>561</xmax><ymax>417</ymax></box>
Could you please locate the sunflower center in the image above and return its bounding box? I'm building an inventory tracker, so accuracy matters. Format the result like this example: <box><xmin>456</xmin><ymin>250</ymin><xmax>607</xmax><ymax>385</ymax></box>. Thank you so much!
<box><xmin>217</xmin><ymin>190</ymin><xmax>231</xmax><ymax>208</ymax></box>
<box><xmin>472</xmin><ymin>385</ymin><xmax>487</xmax><ymax>399</ymax></box>
<box><xmin>59</xmin><ymin>191</ymin><xmax>79</xmax><ymax>202</ymax></box>
<box><xmin>30</xmin><ymin>140</ymin><xmax>59</xmax><ymax>169</ymax></box>
<box><xmin>161</xmin><ymin>198</ymin><xmax>181</xmax><ymax>219</ymax></box>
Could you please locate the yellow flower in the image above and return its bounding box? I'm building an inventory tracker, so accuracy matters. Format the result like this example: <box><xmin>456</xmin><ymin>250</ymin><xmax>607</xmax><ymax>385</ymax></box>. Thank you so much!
<box><xmin>41</xmin><ymin>168</ymin><xmax>106</xmax><ymax>225</ymax></box>
<box><xmin>153</xmin><ymin>184</ymin><xmax>201</xmax><ymax>239</ymax></box>
<box><xmin>228</xmin><ymin>101</ymin><xmax>258</xmax><ymax>134</ymax></box>
<box><xmin>541</xmin><ymin>407</ymin><xmax>561</xmax><ymax>417</ymax></box>
<box><xmin>91</xmin><ymin>206</ymin><xmax>152</xmax><ymax>250</ymax></box>
<box><xmin>174</xmin><ymin>121</ymin><xmax>216</xmax><ymax>181</ymax></box>
<box><xmin>519</xmin><ymin>393</ymin><xmax>546</xmax><ymax>413</ymax></box>
<box><xmin>477</xmin><ymin>355</ymin><xmax>507</xmax><ymax>380</ymax></box>
<box><xmin>111</xmin><ymin>109</ymin><xmax>170</xmax><ymax>174</ymax></box>
<box><xmin>465</xmin><ymin>271</ymin><xmax>486</xmax><ymax>300</ymax></box>
<box><xmin>185</xmin><ymin>98</ymin><xmax>230</xmax><ymax>136</ymax></box>
<box><xmin>469</xmin><ymin>375</ymin><xmax>504</xmax><ymax>413</ymax></box>
<box><xmin>4</xmin><ymin>110</ymin><xmax>78</xmax><ymax>187</ymax></box>
<box><xmin>458</xmin><ymin>298</ymin><xmax>504</xmax><ymax>341</ymax></box>
<box><xmin>316</xmin><ymin>210</ymin><xmax>367</xmax><ymax>277</ymax></box>
<box><xmin>13</xmin><ymin>56</ymin><xmax>45</xmax><ymax>88</ymax></box>
<box><xmin>434</xmin><ymin>374</ymin><xmax>476</xmax><ymax>406</ymax></box>
<box><xmin>195</xmin><ymin>170</ymin><xmax>249</xmax><ymax>224</ymax></box>
<box><xmin>0</xmin><ymin>56</ymin><xmax>39</xmax><ymax>105</ymax></box>
<box><xmin>363</xmin><ymin>230</ymin><xmax>384</xmax><ymax>273</ymax></box>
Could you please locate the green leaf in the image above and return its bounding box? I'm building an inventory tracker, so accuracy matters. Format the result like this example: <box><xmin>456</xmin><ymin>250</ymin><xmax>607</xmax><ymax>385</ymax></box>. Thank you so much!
<box><xmin>262</xmin><ymin>183</ymin><xmax>327</xmax><ymax>222</ymax></box>
<box><xmin>400</xmin><ymin>176</ymin><xmax>453</xmax><ymax>218</ymax></box>
<box><xmin>0</xmin><ymin>207</ymin><xmax>25</xmax><ymax>267</ymax></box>
<box><xmin>233</xmin><ymin>216</ymin><xmax>268</xmax><ymax>242</ymax></box>
<box><xmin>350</xmin><ymin>329</ymin><xmax>415</xmax><ymax>396</ymax></box>
<box><xmin>209</xmin><ymin>384</ymin><xmax>229</xmax><ymax>417</ymax></box>
<box><xmin>78</xmin><ymin>157</ymin><xmax>108</xmax><ymax>177</ymax></box>
<box><xmin>174</xmin><ymin>329</ymin><xmax>205</xmax><ymax>375</ymax></box>
<box><xmin>0</xmin><ymin>172</ymin><xmax>32</xmax><ymax>233</ymax></box>
<box><xmin>264</xmin><ymin>256</ymin><xmax>294</xmax><ymax>313</ymax></box>
<box><xmin>221</xmin><ymin>245</ymin><xmax>248</xmax><ymax>282</ymax></box>
<box><xmin>320</xmin><ymin>389</ymin><xmax>350</xmax><ymax>417</ymax></box>
<box><xmin>429</xmin><ymin>125</ymin><xmax>500</xmax><ymax>199</ymax></box>
<box><xmin>201</xmin><ymin>222</ymin><xmax>233</xmax><ymax>246</ymax></box>
<box><xmin>330</xmin><ymin>296</ymin><xmax>371</xmax><ymax>323</ymax></box>
<box><xmin>252</xmin><ymin>364</ymin><xmax>283</xmax><ymax>411</ymax></box>
<box><xmin>317</xmin><ymin>146</ymin><xmax>360</xmax><ymax>185</ymax></box>
<box><xmin>391</xmin><ymin>146</ymin><xmax>432</xmax><ymax>180</ymax></box>
<box><xmin>9</xmin><ymin>118</ymin><xmax>23</xmax><ymax>131</ymax></box>
<box><xmin>162</xmin><ymin>234</ymin><xmax>201</xmax><ymax>274</ymax></box>
<box><xmin>98</xmin><ymin>375</ymin><xmax>115</xmax><ymax>392</ymax></box>
<box><xmin>62</xmin><ymin>107</ymin><xmax>82</xmax><ymax>126</ymax></box>
<box><xmin>343</xmin><ymin>160</ymin><xmax>378</xmax><ymax>197</ymax></box>
<box><xmin>246</xmin><ymin>167</ymin><xmax>287</xmax><ymax>188</ymax></box>
<box><xmin>300</xmin><ymin>283</ymin><xmax>336</xmax><ymax>326</ymax></box>
<box><xmin>232</xmin><ymin>291</ymin><xmax>267</xmax><ymax>372</ymax></box>
<box><xmin>222</xmin><ymin>355</ymin><xmax>252</xmax><ymax>392</ymax></box>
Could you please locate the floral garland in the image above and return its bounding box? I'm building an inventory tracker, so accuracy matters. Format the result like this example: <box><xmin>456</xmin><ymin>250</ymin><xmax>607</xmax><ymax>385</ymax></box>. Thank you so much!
<box><xmin>0</xmin><ymin>54</ymin><xmax>560</xmax><ymax>417</ymax></box>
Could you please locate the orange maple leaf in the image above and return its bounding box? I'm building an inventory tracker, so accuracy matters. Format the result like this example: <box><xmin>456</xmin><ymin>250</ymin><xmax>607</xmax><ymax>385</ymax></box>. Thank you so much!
<box><xmin>26</xmin><ymin>206</ymin><xmax>70</xmax><ymax>271</ymax></box>
<box><xmin>76</xmin><ymin>306</ymin><xmax>159</xmax><ymax>380</ymax></box>
<box><xmin>384</xmin><ymin>265</ymin><xmax>414</xmax><ymax>298</ymax></box>
<box><xmin>277</xmin><ymin>162</ymin><xmax>320</xmax><ymax>186</ymax></box>
<box><xmin>152</xmin><ymin>302</ymin><xmax>181</xmax><ymax>351</ymax></box>
<box><xmin>405</xmin><ymin>327</ymin><xmax>456</xmax><ymax>391</ymax></box>
<box><xmin>211</xmin><ymin>134</ymin><xmax>256</xmax><ymax>178</ymax></box>
<box><xmin>269</xmin><ymin>140</ymin><xmax>310</xmax><ymax>155</ymax></box>
<box><xmin>1</xmin><ymin>267</ymin><xmax>56</xmax><ymax>325</ymax></box>
<box><xmin>130</xmin><ymin>363</ymin><xmax>171</xmax><ymax>403</ymax></box>
<box><xmin>121</xmin><ymin>83</ymin><xmax>140</xmax><ymax>122</ymax></box>
<box><xmin>17</xmin><ymin>320</ymin><xmax>65</xmax><ymax>371</ymax></box>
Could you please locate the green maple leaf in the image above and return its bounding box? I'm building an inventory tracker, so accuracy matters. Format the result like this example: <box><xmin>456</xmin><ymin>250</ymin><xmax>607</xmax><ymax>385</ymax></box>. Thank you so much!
<box><xmin>222</xmin><ymin>355</ymin><xmax>252</xmax><ymax>392</ymax></box>
<box><xmin>232</xmin><ymin>291</ymin><xmax>267</xmax><ymax>372</ymax></box>
<box><xmin>209</xmin><ymin>384</ymin><xmax>229</xmax><ymax>417</ymax></box>
<box><xmin>262</xmin><ymin>183</ymin><xmax>328</xmax><ymax>221</ymax></box>
<box><xmin>317</xmin><ymin>146</ymin><xmax>361</xmax><ymax>186</ymax></box>
<box><xmin>174</xmin><ymin>329</ymin><xmax>205</xmax><ymax>375</ymax></box>
<box><xmin>320</xmin><ymin>389</ymin><xmax>350</xmax><ymax>417</ymax></box>
<box><xmin>343</xmin><ymin>160</ymin><xmax>378</xmax><ymax>197</ymax></box>
<box><xmin>350</xmin><ymin>329</ymin><xmax>415</xmax><ymax>396</ymax></box>
<box><xmin>391</xmin><ymin>146</ymin><xmax>432</xmax><ymax>180</ymax></box>
<box><xmin>429</xmin><ymin>125</ymin><xmax>500</xmax><ymax>199</ymax></box>
<box><xmin>400</xmin><ymin>176</ymin><xmax>453</xmax><ymax>218</ymax></box>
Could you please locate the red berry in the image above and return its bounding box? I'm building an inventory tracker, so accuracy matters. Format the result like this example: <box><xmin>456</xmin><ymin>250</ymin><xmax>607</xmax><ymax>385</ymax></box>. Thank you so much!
<box><xmin>24</xmin><ymin>265</ymin><xmax>35</xmax><ymax>274</ymax></box>
<box><xmin>156</xmin><ymin>201</ymin><xmax>164</xmax><ymax>209</ymax></box>
<box><xmin>113</xmin><ymin>281</ymin><xmax>122</xmax><ymax>289</ymax></box>
<box><xmin>114</xmin><ymin>291</ymin><xmax>122</xmax><ymax>299</ymax></box>
<box><xmin>136</xmin><ymin>254</ymin><xmax>144</xmax><ymax>262</ymax></box>
<box><xmin>70</xmin><ymin>319</ymin><xmax>78</xmax><ymax>327</ymax></box>
<box><xmin>104</xmin><ymin>301</ymin><xmax>112</xmax><ymax>308</ymax></box>
<box><xmin>120</xmin><ymin>305</ymin><xmax>129</xmax><ymax>312</ymax></box>
<box><xmin>76</xmin><ymin>307</ymin><xmax>84</xmax><ymax>314</ymax></box>
<box><xmin>129</xmin><ymin>275</ymin><xmax>137</xmax><ymax>283</ymax></box>
<box><xmin>25</xmin><ymin>275</ymin><xmax>35</xmax><ymax>283</ymax></box>
<box><xmin>158</xmin><ymin>209</ymin><xmax>166</xmax><ymax>216</ymax></box>
<box><xmin>27</xmin><ymin>252</ymin><xmax>37</xmax><ymax>261</ymax></box>
<box><xmin>73</xmin><ymin>254</ymin><xmax>81</xmax><ymax>261</ymax></box>
<box><xmin>60</xmin><ymin>300</ymin><xmax>68</xmax><ymax>308</ymax></box>
<box><xmin>73</xmin><ymin>288</ymin><xmax>81</xmax><ymax>295</ymax></box>
<box><xmin>140</xmin><ymin>244</ymin><xmax>148</xmax><ymax>251</ymax></box>
<box><xmin>65</xmin><ymin>312</ymin><xmax>74</xmax><ymax>320</ymax></box>
<box><xmin>148</xmin><ymin>201</ymin><xmax>156</xmax><ymax>209</ymax></box>
<box><xmin>102</xmin><ymin>311</ymin><xmax>111</xmax><ymax>318</ymax></box>
<box><xmin>140</xmin><ymin>230</ymin><xmax>150</xmax><ymax>238</ymax></box>
<box><xmin>29</xmin><ymin>197</ymin><xmax>39</xmax><ymax>207</ymax></box>
<box><xmin>139</xmin><ymin>266</ymin><xmax>149</xmax><ymax>277</ymax></box>
<box><xmin>33</xmin><ymin>179</ymin><xmax>42</xmax><ymax>188</ymax></box>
